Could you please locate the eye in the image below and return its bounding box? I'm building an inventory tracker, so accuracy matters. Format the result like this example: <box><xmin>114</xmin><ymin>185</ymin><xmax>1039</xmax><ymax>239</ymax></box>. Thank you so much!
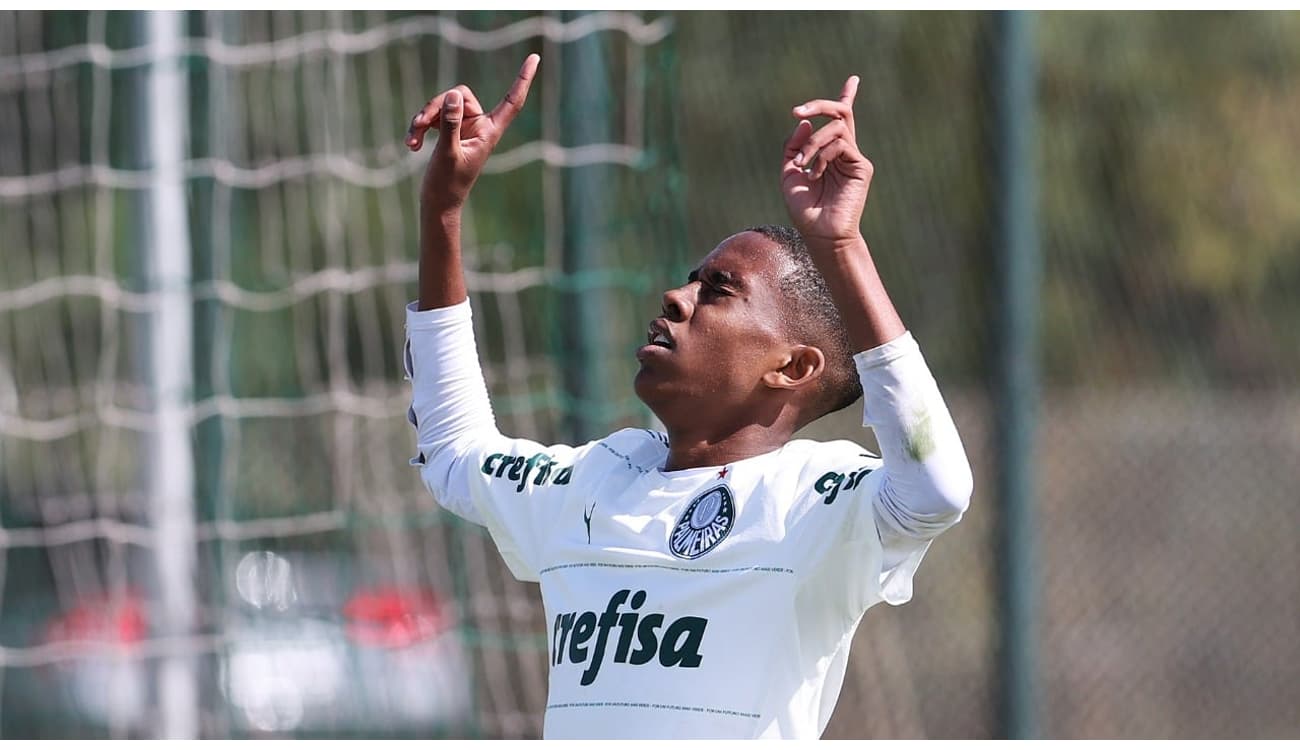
<box><xmin>700</xmin><ymin>281</ymin><xmax>729</xmax><ymax>298</ymax></box>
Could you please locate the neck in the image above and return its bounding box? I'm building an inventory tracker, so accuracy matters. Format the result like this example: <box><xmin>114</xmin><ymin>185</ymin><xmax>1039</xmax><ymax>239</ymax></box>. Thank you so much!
<box><xmin>660</xmin><ymin>419</ymin><xmax>795</xmax><ymax>472</ymax></box>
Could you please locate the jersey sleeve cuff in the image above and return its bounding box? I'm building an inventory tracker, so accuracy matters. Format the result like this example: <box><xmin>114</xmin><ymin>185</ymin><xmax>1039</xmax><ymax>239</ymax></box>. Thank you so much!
<box><xmin>852</xmin><ymin>330</ymin><xmax>918</xmax><ymax>373</ymax></box>
<box><xmin>406</xmin><ymin>298</ymin><xmax>472</xmax><ymax>331</ymax></box>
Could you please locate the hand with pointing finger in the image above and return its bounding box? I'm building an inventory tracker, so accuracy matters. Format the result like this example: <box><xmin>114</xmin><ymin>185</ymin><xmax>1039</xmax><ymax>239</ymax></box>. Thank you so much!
<box><xmin>781</xmin><ymin>75</ymin><xmax>874</xmax><ymax>247</ymax></box>
<box><xmin>407</xmin><ymin>54</ymin><xmax>540</xmax><ymax>215</ymax></box>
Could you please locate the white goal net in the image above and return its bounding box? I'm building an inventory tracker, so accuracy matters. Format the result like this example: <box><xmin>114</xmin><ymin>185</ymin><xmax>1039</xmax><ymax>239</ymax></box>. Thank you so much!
<box><xmin>0</xmin><ymin>9</ymin><xmax>678</xmax><ymax>739</ymax></box>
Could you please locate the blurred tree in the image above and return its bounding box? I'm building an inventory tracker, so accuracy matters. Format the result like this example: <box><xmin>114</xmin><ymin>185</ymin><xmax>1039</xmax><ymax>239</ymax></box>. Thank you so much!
<box><xmin>1039</xmin><ymin>11</ymin><xmax>1300</xmax><ymax>386</ymax></box>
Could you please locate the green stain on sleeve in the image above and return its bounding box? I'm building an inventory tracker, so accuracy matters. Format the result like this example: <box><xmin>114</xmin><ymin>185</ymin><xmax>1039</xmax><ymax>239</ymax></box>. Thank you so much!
<box><xmin>903</xmin><ymin>408</ymin><xmax>936</xmax><ymax>462</ymax></box>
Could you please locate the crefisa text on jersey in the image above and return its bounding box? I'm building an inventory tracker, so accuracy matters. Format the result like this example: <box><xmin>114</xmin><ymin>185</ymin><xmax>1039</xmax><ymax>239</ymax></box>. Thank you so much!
<box><xmin>552</xmin><ymin>589</ymin><xmax>707</xmax><ymax>687</ymax></box>
<box><xmin>482</xmin><ymin>451</ymin><xmax>573</xmax><ymax>492</ymax></box>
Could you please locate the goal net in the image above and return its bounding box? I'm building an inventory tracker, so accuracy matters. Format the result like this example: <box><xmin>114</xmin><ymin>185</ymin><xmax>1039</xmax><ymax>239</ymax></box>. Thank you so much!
<box><xmin>0</xmin><ymin>9</ymin><xmax>680</xmax><ymax>739</ymax></box>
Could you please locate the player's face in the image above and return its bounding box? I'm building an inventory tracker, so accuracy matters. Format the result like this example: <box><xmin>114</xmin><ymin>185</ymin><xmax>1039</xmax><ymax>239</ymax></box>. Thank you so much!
<box><xmin>634</xmin><ymin>231</ymin><xmax>796</xmax><ymax>425</ymax></box>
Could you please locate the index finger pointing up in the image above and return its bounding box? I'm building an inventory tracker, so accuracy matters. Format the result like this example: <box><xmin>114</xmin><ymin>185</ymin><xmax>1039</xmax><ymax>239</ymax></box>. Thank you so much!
<box><xmin>840</xmin><ymin>75</ymin><xmax>860</xmax><ymax>106</ymax></box>
<box><xmin>489</xmin><ymin>54</ymin><xmax>541</xmax><ymax>130</ymax></box>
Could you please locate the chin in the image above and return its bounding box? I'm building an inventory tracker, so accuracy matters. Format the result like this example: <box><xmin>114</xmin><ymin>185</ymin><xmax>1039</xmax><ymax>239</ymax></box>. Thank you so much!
<box><xmin>632</xmin><ymin>366</ymin><xmax>658</xmax><ymax>405</ymax></box>
<box><xmin>632</xmin><ymin>367</ymin><xmax>673</xmax><ymax>421</ymax></box>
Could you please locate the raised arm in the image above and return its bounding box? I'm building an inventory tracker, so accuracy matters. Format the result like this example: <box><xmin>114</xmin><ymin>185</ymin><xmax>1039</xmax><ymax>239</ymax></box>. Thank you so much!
<box><xmin>781</xmin><ymin>77</ymin><xmax>972</xmax><ymax>534</ymax></box>
<box><xmin>407</xmin><ymin>54</ymin><xmax>540</xmax><ymax>310</ymax></box>
<box><xmin>780</xmin><ymin>75</ymin><xmax>903</xmax><ymax>352</ymax></box>
<box><xmin>402</xmin><ymin>54</ymin><xmax>540</xmax><ymax>464</ymax></box>
<box><xmin>401</xmin><ymin>57</ymin><xmax>590</xmax><ymax>582</ymax></box>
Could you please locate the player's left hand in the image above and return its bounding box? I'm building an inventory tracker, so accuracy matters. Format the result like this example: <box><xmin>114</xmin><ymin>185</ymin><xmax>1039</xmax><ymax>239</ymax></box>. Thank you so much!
<box><xmin>781</xmin><ymin>75</ymin><xmax>873</xmax><ymax>247</ymax></box>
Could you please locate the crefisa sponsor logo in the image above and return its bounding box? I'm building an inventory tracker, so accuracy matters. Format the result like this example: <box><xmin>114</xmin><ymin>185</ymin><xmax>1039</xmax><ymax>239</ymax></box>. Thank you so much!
<box><xmin>669</xmin><ymin>484</ymin><xmax>734</xmax><ymax>559</ymax></box>
<box><xmin>551</xmin><ymin>589</ymin><xmax>707</xmax><ymax>686</ymax></box>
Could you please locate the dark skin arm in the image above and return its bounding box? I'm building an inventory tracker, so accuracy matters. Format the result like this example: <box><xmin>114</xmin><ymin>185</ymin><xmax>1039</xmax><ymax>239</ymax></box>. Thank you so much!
<box><xmin>406</xmin><ymin>55</ymin><xmax>540</xmax><ymax>311</ymax></box>
<box><xmin>782</xmin><ymin>75</ymin><xmax>907</xmax><ymax>351</ymax></box>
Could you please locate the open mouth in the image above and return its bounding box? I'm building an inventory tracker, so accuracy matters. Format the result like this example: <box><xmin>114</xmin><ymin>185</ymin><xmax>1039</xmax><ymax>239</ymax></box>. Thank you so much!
<box><xmin>646</xmin><ymin>320</ymin><xmax>675</xmax><ymax>349</ymax></box>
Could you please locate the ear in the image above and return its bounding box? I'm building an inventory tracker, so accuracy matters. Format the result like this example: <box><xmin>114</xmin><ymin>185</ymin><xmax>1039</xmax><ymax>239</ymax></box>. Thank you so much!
<box><xmin>762</xmin><ymin>345</ymin><xmax>825</xmax><ymax>392</ymax></box>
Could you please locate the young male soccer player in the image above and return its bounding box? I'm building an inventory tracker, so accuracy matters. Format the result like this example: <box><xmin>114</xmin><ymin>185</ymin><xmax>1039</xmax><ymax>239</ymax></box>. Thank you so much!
<box><xmin>402</xmin><ymin>54</ymin><xmax>972</xmax><ymax>739</ymax></box>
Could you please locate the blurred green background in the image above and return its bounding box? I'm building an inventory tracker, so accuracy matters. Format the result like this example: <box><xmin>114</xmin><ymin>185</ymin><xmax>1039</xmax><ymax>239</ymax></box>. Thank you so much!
<box><xmin>0</xmin><ymin>10</ymin><xmax>1297</xmax><ymax>739</ymax></box>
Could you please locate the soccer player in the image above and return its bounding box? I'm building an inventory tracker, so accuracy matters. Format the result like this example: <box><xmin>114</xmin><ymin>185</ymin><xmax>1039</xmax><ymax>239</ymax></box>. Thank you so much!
<box><xmin>402</xmin><ymin>54</ymin><xmax>972</xmax><ymax>739</ymax></box>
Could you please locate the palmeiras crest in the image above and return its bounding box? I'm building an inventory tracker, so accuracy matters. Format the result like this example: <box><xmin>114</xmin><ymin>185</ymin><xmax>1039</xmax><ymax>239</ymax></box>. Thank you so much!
<box><xmin>669</xmin><ymin>485</ymin><xmax>735</xmax><ymax>560</ymax></box>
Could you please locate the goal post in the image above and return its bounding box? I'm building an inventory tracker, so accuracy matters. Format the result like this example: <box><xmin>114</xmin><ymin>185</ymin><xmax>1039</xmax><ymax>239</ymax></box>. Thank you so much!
<box><xmin>143</xmin><ymin>8</ymin><xmax>199</xmax><ymax>740</ymax></box>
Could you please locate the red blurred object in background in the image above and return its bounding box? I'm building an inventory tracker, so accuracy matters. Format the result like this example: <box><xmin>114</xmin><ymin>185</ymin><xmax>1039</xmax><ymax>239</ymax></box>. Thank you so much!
<box><xmin>342</xmin><ymin>587</ymin><xmax>449</xmax><ymax>649</ymax></box>
<box><xmin>43</xmin><ymin>592</ymin><xmax>148</xmax><ymax>646</ymax></box>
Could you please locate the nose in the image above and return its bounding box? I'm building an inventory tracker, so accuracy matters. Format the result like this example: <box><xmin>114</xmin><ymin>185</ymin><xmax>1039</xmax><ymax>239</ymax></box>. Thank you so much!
<box><xmin>661</xmin><ymin>283</ymin><xmax>695</xmax><ymax>323</ymax></box>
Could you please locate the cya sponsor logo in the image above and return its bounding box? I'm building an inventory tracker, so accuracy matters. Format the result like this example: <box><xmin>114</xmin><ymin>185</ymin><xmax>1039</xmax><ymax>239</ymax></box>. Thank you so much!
<box><xmin>815</xmin><ymin>461</ymin><xmax>877</xmax><ymax>505</ymax></box>
<box><xmin>669</xmin><ymin>485</ymin><xmax>735</xmax><ymax>559</ymax></box>
<box><xmin>481</xmin><ymin>452</ymin><xmax>573</xmax><ymax>492</ymax></box>
<box><xmin>551</xmin><ymin>589</ymin><xmax>707</xmax><ymax>687</ymax></box>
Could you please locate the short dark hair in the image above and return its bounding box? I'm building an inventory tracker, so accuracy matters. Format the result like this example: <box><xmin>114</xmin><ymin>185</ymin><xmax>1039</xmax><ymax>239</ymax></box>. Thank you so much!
<box><xmin>744</xmin><ymin>224</ymin><xmax>863</xmax><ymax>422</ymax></box>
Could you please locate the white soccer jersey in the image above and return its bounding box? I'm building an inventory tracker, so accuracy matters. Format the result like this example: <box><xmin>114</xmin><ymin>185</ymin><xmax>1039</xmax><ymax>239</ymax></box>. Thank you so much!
<box><xmin>404</xmin><ymin>300</ymin><xmax>971</xmax><ymax>739</ymax></box>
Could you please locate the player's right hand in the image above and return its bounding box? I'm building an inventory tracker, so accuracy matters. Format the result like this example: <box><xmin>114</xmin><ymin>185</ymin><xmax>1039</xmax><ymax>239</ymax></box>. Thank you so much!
<box><xmin>407</xmin><ymin>54</ymin><xmax>539</xmax><ymax>214</ymax></box>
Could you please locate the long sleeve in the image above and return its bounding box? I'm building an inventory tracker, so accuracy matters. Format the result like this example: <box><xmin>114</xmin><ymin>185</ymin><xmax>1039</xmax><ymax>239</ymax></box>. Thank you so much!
<box><xmin>855</xmin><ymin>330</ymin><xmax>973</xmax><ymax>536</ymax></box>
<box><xmin>842</xmin><ymin>330</ymin><xmax>973</xmax><ymax>606</ymax></box>
<box><xmin>404</xmin><ymin>299</ymin><xmax>497</xmax><ymax>525</ymax></box>
<box><xmin>404</xmin><ymin>299</ymin><xmax>589</xmax><ymax>581</ymax></box>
